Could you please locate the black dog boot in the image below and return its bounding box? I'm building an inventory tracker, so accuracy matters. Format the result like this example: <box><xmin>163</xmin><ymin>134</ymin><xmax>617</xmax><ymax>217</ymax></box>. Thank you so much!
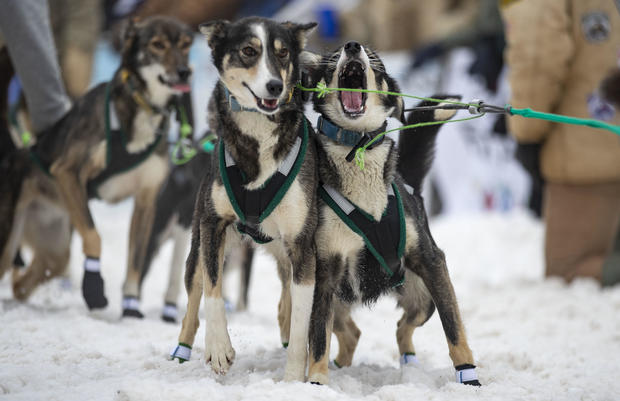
<box><xmin>455</xmin><ymin>364</ymin><xmax>481</xmax><ymax>386</ymax></box>
<box><xmin>122</xmin><ymin>296</ymin><xmax>144</xmax><ymax>318</ymax></box>
<box><xmin>82</xmin><ymin>257</ymin><xmax>108</xmax><ymax>310</ymax></box>
<box><xmin>161</xmin><ymin>302</ymin><xmax>177</xmax><ymax>323</ymax></box>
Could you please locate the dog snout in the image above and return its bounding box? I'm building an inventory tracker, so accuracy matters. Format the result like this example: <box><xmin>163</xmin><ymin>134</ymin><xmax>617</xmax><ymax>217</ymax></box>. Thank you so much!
<box><xmin>344</xmin><ymin>41</ymin><xmax>362</xmax><ymax>55</ymax></box>
<box><xmin>266</xmin><ymin>80</ymin><xmax>283</xmax><ymax>97</ymax></box>
<box><xmin>177</xmin><ymin>66</ymin><xmax>191</xmax><ymax>82</ymax></box>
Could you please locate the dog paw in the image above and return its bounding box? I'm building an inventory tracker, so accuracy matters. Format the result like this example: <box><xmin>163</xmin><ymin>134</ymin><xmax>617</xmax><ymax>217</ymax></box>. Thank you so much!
<box><xmin>170</xmin><ymin>343</ymin><xmax>192</xmax><ymax>363</ymax></box>
<box><xmin>433</xmin><ymin>98</ymin><xmax>460</xmax><ymax>121</ymax></box>
<box><xmin>205</xmin><ymin>334</ymin><xmax>235</xmax><ymax>374</ymax></box>
<box><xmin>161</xmin><ymin>303</ymin><xmax>178</xmax><ymax>323</ymax></box>
<box><xmin>121</xmin><ymin>296</ymin><xmax>144</xmax><ymax>319</ymax></box>
<box><xmin>82</xmin><ymin>271</ymin><xmax>108</xmax><ymax>310</ymax></box>
<box><xmin>283</xmin><ymin>359</ymin><xmax>306</xmax><ymax>382</ymax></box>
<box><xmin>455</xmin><ymin>364</ymin><xmax>481</xmax><ymax>386</ymax></box>
<box><xmin>307</xmin><ymin>372</ymin><xmax>328</xmax><ymax>385</ymax></box>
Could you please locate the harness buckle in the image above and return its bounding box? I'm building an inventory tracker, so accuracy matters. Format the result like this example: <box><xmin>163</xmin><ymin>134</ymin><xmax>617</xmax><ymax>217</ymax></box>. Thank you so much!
<box><xmin>345</xmin><ymin>133</ymin><xmax>371</xmax><ymax>162</ymax></box>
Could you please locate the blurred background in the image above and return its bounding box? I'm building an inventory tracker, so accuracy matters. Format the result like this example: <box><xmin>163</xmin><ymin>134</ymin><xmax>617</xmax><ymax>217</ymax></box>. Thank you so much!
<box><xmin>85</xmin><ymin>0</ymin><xmax>531</xmax><ymax>218</ymax></box>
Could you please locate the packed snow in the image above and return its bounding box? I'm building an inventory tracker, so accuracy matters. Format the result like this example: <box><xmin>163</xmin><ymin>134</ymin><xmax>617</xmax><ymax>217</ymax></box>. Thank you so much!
<box><xmin>2</xmin><ymin>200</ymin><xmax>620</xmax><ymax>401</ymax></box>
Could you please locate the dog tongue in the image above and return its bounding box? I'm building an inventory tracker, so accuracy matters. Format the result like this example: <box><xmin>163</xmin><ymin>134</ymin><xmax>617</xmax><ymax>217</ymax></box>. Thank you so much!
<box><xmin>342</xmin><ymin>91</ymin><xmax>363</xmax><ymax>112</ymax></box>
<box><xmin>173</xmin><ymin>83</ymin><xmax>191</xmax><ymax>93</ymax></box>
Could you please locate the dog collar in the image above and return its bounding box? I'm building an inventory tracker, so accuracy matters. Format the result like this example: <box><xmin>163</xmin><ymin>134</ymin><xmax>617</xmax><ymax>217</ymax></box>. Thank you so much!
<box><xmin>120</xmin><ymin>68</ymin><xmax>166</xmax><ymax>115</ymax></box>
<box><xmin>224</xmin><ymin>86</ymin><xmax>259</xmax><ymax>113</ymax></box>
<box><xmin>317</xmin><ymin>116</ymin><xmax>387</xmax><ymax>149</ymax></box>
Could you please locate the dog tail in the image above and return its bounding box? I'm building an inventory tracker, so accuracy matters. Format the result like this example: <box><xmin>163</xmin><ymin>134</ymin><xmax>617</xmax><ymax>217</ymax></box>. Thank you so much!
<box><xmin>398</xmin><ymin>96</ymin><xmax>458</xmax><ymax>193</ymax></box>
<box><xmin>601</xmin><ymin>68</ymin><xmax>620</xmax><ymax>107</ymax></box>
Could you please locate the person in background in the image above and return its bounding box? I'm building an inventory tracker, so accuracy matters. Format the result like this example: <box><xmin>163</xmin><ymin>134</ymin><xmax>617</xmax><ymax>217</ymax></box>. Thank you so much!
<box><xmin>0</xmin><ymin>0</ymin><xmax>72</xmax><ymax>255</ymax></box>
<box><xmin>49</xmin><ymin>0</ymin><xmax>103</xmax><ymax>99</ymax></box>
<box><xmin>501</xmin><ymin>0</ymin><xmax>620</xmax><ymax>285</ymax></box>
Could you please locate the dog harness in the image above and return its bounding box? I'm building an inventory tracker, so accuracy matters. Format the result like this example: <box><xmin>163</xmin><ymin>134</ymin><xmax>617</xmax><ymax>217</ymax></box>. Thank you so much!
<box><xmin>319</xmin><ymin>182</ymin><xmax>406</xmax><ymax>284</ymax></box>
<box><xmin>86</xmin><ymin>83</ymin><xmax>166</xmax><ymax>198</ymax></box>
<box><xmin>219</xmin><ymin>118</ymin><xmax>309</xmax><ymax>244</ymax></box>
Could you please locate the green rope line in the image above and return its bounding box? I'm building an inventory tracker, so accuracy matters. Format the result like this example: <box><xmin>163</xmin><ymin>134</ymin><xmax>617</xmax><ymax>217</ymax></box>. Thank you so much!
<box><xmin>297</xmin><ymin>82</ymin><xmax>475</xmax><ymax>107</ymax></box>
<box><xmin>171</xmin><ymin>105</ymin><xmax>197</xmax><ymax>165</ymax></box>
<box><xmin>296</xmin><ymin>83</ymin><xmax>483</xmax><ymax>169</ymax></box>
<box><xmin>296</xmin><ymin>83</ymin><xmax>620</xmax><ymax>170</ymax></box>
<box><xmin>509</xmin><ymin>107</ymin><xmax>620</xmax><ymax>136</ymax></box>
<box><xmin>354</xmin><ymin>113</ymin><xmax>485</xmax><ymax>170</ymax></box>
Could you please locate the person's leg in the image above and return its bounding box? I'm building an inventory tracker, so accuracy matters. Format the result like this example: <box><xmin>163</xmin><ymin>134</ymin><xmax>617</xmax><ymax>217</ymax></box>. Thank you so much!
<box><xmin>0</xmin><ymin>0</ymin><xmax>70</xmax><ymax>133</ymax></box>
<box><xmin>544</xmin><ymin>182</ymin><xmax>620</xmax><ymax>282</ymax></box>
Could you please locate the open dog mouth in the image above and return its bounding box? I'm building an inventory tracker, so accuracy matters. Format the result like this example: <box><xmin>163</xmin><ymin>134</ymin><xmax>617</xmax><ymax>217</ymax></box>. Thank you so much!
<box><xmin>158</xmin><ymin>75</ymin><xmax>191</xmax><ymax>93</ymax></box>
<box><xmin>243</xmin><ymin>82</ymin><xmax>279</xmax><ymax>112</ymax></box>
<box><xmin>338</xmin><ymin>60</ymin><xmax>367</xmax><ymax>116</ymax></box>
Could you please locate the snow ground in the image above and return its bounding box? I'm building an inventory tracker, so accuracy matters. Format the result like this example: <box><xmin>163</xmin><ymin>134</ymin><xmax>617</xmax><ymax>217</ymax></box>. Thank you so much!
<box><xmin>2</xmin><ymin>201</ymin><xmax>620</xmax><ymax>401</ymax></box>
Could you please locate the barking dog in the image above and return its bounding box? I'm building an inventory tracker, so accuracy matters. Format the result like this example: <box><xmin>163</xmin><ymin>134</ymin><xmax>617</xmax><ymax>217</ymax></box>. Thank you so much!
<box><xmin>170</xmin><ymin>17</ymin><xmax>318</xmax><ymax>382</ymax></box>
<box><xmin>304</xmin><ymin>42</ymin><xmax>480</xmax><ymax>385</ymax></box>
<box><xmin>1</xmin><ymin>17</ymin><xmax>194</xmax><ymax>311</ymax></box>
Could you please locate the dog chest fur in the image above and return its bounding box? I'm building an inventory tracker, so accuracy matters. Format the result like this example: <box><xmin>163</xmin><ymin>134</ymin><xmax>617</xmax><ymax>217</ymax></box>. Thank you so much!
<box><xmin>127</xmin><ymin>109</ymin><xmax>164</xmax><ymax>153</ymax></box>
<box><xmin>231</xmin><ymin>111</ymin><xmax>280</xmax><ymax>190</ymax></box>
<box><xmin>323</xmin><ymin>140</ymin><xmax>391</xmax><ymax>220</ymax></box>
<box><xmin>96</xmin><ymin>154</ymin><xmax>168</xmax><ymax>203</ymax></box>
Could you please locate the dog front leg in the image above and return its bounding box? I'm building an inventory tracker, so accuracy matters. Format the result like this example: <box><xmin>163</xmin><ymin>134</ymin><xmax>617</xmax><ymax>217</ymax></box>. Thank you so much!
<box><xmin>283</xmin><ymin>239</ymin><xmax>316</xmax><ymax>382</ymax></box>
<box><xmin>171</xmin><ymin>217</ymin><xmax>203</xmax><ymax>363</ymax></box>
<box><xmin>122</xmin><ymin>186</ymin><xmax>160</xmax><ymax>318</ymax></box>
<box><xmin>276</xmin><ymin>257</ymin><xmax>292</xmax><ymax>348</ymax></box>
<box><xmin>53</xmin><ymin>167</ymin><xmax>107</xmax><ymax>309</ymax></box>
<box><xmin>201</xmin><ymin>217</ymin><xmax>235</xmax><ymax>374</ymax></box>
<box><xmin>307</xmin><ymin>254</ymin><xmax>341</xmax><ymax>384</ymax></box>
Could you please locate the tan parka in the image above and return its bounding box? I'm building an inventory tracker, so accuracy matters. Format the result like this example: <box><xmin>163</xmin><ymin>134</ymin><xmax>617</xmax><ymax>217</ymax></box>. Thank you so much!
<box><xmin>502</xmin><ymin>0</ymin><xmax>620</xmax><ymax>184</ymax></box>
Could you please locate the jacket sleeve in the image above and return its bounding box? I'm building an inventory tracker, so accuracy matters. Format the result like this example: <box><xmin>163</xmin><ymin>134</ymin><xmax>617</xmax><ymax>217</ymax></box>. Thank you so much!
<box><xmin>502</xmin><ymin>0</ymin><xmax>574</xmax><ymax>143</ymax></box>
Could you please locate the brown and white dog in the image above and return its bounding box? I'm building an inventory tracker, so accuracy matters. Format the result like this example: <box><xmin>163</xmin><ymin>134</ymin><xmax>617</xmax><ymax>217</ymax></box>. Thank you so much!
<box><xmin>0</xmin><ymin>17</ymin><xmax>194</xmax><ymax>313</ymax></box>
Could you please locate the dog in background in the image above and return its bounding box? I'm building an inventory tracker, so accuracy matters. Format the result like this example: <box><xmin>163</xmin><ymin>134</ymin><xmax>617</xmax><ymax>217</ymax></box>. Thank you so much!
<box><xmin>170</xmin><ymin>17</ymin><xmax>319</xmax><ymax>383</ymax></box>
<box><xmin>302</xmin><ymin>41</ymin><xmax>481</xmax><ymax>385</ymax></box>
<box><xmin>134</xmin><ymin>144</ymin><xmax>255</xmax><ymax>322</ymax></box>
<box><xmin>0</xmin><ymin>17</ymin><xmax>193</xmax><ymax>314</ymax></box>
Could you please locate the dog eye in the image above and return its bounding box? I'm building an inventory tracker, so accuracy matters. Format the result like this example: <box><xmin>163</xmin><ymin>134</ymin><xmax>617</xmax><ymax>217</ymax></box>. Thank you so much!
<box><xmin>277</xmin><ymin>48</ymin><xmax>289</xmax><ymax>58</ymax></box>
<box><xmin>151</xmin><ymin>40</ymin><xmax>166</xmax><ymax>50</ymax></box>
<box><xmin>242</xmin><ymin>46</ymin><xmax>257</xmax><ymax>57</ymax></box>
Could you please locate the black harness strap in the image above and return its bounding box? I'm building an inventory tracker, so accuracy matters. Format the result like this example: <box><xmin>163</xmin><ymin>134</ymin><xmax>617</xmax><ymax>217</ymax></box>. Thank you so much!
<box><xmin>219</xmin><ymin>118</ymin><xmax>309</xmax><ymax>244</ymax></box>
<box><xmin>87</xmin><ymin>83</ymin><xmax>165</xmax><ymax>199</ymax></box>
<box><xmin>319</xmin><ymin>182</ymin><xmax>406</xmax><ymax>285</ymax></box>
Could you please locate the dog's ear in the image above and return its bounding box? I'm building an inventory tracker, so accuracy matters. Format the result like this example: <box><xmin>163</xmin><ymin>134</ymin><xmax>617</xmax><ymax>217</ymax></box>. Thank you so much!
<box><xmin>299</xmin><ymin>50</ymin><xmax>322</xmax><ymax>75</ymax></box>
<box><xmin>199</xmin><ymin>20</ymin><xmax>229</xmax><ymax>49</ymax></box>
<box><xmin>298</xmin><ymin>51</ymin><xmax>322</xmax><ymax>100</ymax></box>
<box><xmin>281</xmin><ymin>21</ymin><xmax>317</xmax><ymax>49</ymax></box>
<box><xmin>120</xmin><ymin>17</ymin><xmax>140</xmax><ymax>65</ymax></box>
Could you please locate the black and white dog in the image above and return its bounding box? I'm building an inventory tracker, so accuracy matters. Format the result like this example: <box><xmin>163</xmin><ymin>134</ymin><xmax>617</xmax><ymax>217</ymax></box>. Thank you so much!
<box><xmin>170</xmin><ymin>17</ymin><xmax>319</xmax><ymax>382</ymax></box>
<box><xmin>303</xmin><ymin>42</ymin><xmax>481</xmax><ymax>385</ymax></box>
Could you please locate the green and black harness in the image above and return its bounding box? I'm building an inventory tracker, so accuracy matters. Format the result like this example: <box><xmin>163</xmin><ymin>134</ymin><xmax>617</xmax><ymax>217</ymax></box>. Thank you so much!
<box><xmin>317</xmin><ymin>117</ymin><xmax>408</xmax><ymax>287</ymax></box>
<box><xmin>219</xmin><ymin>117</ymin><xmax>309</xmax><ymax>244</ymax></box>
<box><xmin>86</xmin><ymin>83</ymin><xmax>166</xmax><ymax>198</ymax></box>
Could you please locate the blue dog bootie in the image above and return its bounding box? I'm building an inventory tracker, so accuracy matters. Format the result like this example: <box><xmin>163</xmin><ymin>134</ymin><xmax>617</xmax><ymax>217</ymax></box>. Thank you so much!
<box><xmin>170</xmin><ymin>343</ymin><xmax>192</xmax><ymax>363</ymax></box>
<box><xmin>455</xmin><ymin>364</ymin><xmax>481</xmax><ymax>386</ymax></box>
<box><xmin>399</xmin><ymin>352</ymin><xmax>420</xmax><ymax>367</ymax></box>
<box><xmin>161</xmin><ymin>303</ymin><xmax>178</xmax><ymax>323</ymax></box>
